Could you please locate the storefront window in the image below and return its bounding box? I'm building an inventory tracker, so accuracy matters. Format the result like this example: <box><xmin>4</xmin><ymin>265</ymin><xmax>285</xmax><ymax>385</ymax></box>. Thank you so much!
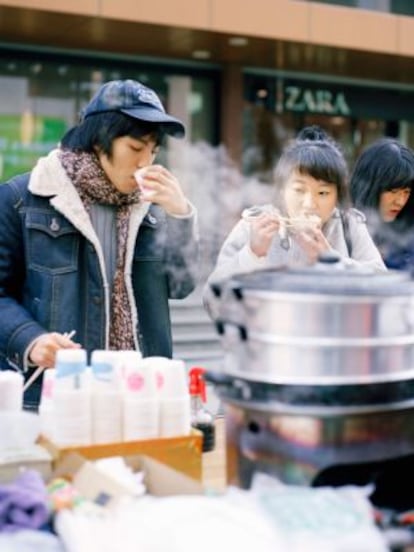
<box><xmin>243</xmin><ymin>73</ymin><xmax>414</xmax><ymax>182</ymax></box>
<box><xmin>0</xmin><ymin>52</ymin><xmax>218</xmax><ymax>181</ymax></box>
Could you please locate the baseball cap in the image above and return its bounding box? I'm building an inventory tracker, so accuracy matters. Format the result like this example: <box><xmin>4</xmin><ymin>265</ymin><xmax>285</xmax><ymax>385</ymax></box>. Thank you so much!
<box><xmin>80</xmin><ymin>79</ymin><xmax>185</xmax><ymax>138</ymax></box>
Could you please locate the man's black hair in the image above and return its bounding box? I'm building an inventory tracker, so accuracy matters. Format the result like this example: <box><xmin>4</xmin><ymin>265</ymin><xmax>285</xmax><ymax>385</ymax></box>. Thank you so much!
<box><xmin>60</xmin><ymin>111</ymin><xmax>166</xmax><ymax>157</ymax></box>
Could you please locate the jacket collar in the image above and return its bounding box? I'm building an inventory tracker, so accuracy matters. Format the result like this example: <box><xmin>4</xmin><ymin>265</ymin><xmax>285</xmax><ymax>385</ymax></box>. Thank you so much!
<box><xmin>28</xmin><ymin>148</ymin><xmax>150</xmax><ymax>244</ymax></box>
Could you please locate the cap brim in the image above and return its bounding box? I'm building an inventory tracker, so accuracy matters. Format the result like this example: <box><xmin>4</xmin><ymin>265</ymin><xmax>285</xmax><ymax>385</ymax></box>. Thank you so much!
<box><xmin>120</xmin><ymin>107</ymin><xmax>185</xmax><ymax>138</ymax></box>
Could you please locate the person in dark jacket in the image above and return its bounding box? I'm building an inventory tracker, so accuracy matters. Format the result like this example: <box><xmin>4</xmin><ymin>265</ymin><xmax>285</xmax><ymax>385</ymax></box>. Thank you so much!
<box><xmin>0</xmin><ymin>79</ymin><xmax>199</xmax><ymax>410</ymax></box>
<box><xmin>350</xmin><ymin>138</ymin><xmax>414</xmax><ymax>270</ymax></box>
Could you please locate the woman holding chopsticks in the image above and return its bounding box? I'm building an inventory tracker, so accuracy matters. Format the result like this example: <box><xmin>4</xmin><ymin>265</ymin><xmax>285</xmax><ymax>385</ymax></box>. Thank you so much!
<box><xmin>204</xmin><ymin>137</ymin><xmax>386</xmax><ymax>311</ymax></box>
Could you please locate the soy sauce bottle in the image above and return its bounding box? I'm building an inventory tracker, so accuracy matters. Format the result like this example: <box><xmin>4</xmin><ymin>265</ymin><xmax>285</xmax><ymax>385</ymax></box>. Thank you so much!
<box><xmin>189</xmin><ymin>367</ymin><xmax>215</xmax><ymax>452</ymax></box>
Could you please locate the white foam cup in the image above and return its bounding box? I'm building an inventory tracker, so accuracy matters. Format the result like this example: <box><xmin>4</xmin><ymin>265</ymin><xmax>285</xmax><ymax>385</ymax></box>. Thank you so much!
<box><xmin>158</xmin><ymin>359</ymin><xmax>189</xmax><ymax>399</ymax></box>
<box><xmin>123</xmin><ymin>396</ymin><xmax>159</xmax><ymax>440</ymax></box>
<box><xmin>0</xmin><ymin>371</ymin><xmax>23</xmax><ymax>411</ymax></box>
<box><xmin>134</xmin><ymin>168</ymin><xmax>156</xmax><ymax>199</ymax></box>
<box><xmin>54</xmin><ymin>349</ymin><xmax>88</xmax><ymax>391</ymax></box>
<box><xmin>53</xmin><ymin>388</ymin><xmax>91</xmax><ymax>446</ymax></box>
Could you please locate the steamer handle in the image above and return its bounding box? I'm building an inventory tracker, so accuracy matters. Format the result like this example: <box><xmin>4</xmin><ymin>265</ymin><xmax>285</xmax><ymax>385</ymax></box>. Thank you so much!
<box><xmin>210</xmin><ymin>282</ymin><xmax>222</xmax><ymax>298</ymax></box>
<box><xmin>215</xmin><ymin>320</ymin><xmax>248</xmax><ymax>341</ymax></box>
<box><xmin>203</xmin><ymin>371</ymin><xmax>234</xmax><ymax>387</ymax></box>
<box><xmin>231</xmin><ymin>284</ymin><xmax>244</xmax><ymax>301</ymax></box>
<box><xmin>209</xmin><ymin>281</ymin><xmax>244</xmax><ymax>301</ymax></box>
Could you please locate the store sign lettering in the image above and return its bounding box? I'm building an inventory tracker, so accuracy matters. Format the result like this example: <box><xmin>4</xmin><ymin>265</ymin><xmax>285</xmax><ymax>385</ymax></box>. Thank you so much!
<box><xmin>284</xmin><ymin>86</ymin><xmax>351</xmax><ymax>116</ymax></box>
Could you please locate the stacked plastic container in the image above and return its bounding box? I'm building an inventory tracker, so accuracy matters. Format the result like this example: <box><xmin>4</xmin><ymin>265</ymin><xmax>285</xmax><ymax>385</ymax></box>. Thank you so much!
<box><xmin>157</xmin><ymin>359</ymin><xmax>191</xmax><ymax>438</ymax></box>
<box><xmin>39</xmin><ymin>350</ymin><xmax>193</xmax><ymax>447</ymax></box>
<box><xmin>90</xmin><ymin>350</ymin><xmax>124</xmax><ymax>444</ymax></box>
<box><xmin>0</xmin><ymin>371</ymin><xmax>24</xmax><ymax>411</ymax></box>
<box><xmin>53</xmin><ymin>349</ymin><xmax>90</xmax><ymax>446</ymax></box>
<box><xmin>122</xmin><ymin>353</ymin><xmax>159</xmax><ymax>441</ymax></box>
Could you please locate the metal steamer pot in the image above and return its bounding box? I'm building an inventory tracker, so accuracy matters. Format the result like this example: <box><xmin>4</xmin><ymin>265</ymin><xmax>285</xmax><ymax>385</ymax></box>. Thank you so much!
<box><xmin>208</xmin><ymin>256</ymin><xmax>414</xmax><ymax>489</ymax></box>
<box><xmin>211</xmin><ymin>257</ymin><xmax>414</xmax><ymax>384</ymax></box>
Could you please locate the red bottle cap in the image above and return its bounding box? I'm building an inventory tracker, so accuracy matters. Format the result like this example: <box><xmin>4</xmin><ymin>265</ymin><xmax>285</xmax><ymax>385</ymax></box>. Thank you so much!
<box><xmin>189</xmin><ymin>367</ymin><xmax>207</xmax><ymax>402</ymax></box>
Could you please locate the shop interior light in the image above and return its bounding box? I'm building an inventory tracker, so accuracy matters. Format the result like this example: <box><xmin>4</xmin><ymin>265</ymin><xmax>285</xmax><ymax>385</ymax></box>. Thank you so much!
<box><xmin>31</xmin><ymin>63</ymin><xmax>42</xmax><ymax>74</ymax></box>
<box><xmin>228</xmin><ymin>36</ymin><xmax>248</xmax><ymax>47</ymax></box>
<box><xmin>192</xmin><ymin>50</ymin><xmax>211</xmax><ymax>60</ymax></box>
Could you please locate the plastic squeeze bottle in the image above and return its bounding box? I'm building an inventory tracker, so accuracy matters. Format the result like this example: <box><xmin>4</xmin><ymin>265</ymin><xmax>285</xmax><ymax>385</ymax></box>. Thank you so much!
<box><xmin>189</xmin><ymin>367</ymin><xmax>215</xmax><ymax>452</ymax></box>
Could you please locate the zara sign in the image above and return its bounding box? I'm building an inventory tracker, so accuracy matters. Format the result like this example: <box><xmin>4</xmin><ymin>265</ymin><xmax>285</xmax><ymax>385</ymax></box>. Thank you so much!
<box><xmin>284</xmin><ymin>85</ymin><xmax>351</xmax><ymax>116</ymax></box>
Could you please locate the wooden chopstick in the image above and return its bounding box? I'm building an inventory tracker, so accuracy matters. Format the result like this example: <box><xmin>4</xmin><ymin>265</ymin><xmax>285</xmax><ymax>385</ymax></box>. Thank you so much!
<box><xmin>22</xmin><ymin>330</ymin><xmax>76</xmax><ymax>392</ymax></box>
<box><xmin>242</xmin><ymin>208</ymin><xmax>320</xmax><ymax>228</ymax></box>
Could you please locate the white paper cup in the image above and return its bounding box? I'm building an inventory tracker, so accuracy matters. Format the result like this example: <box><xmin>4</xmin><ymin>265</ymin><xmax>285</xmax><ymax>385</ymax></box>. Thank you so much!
<box><xmin>91</xmin><ymin>390</ymin><xmax>123</xmax><ymax>444</ymax></box>
<box><xmin>123</xmin><ymin>396</ymin><xmax>159</xmax><ymax>440</ymax></box>
<box><xmin>122</xmin><ymin>359</ymin><xmax>158</xmax><ymax>399</ymax></box>
<box><xmin>39</xmin><ymin>402</ymin><xmax>55</xmax><ymax>441</ymax></box>
<box><xmin>90</xmin><ymin>350</ymin><xmax>122</xmax><ymax>389</ymax></box>
<box><xmin>40</xmin><ymin>369</ymin><xmax>55</xmax><ymax>404</ymax></box>
<box><xmin>54</xmin><ymin>349</ymin><xmax>88</xmax><ymax>391</ymax></box>
<box><xmin>112</xmin><ymin>350</ymin><xmax>142</xmax><ymax>376</ymax></box>
<box><xmin>0</xmin><ymin>371</ymin><xmax>23</xmax><ymax>411</ymax></box>
<box><xmin>159</xmin><ymin>395</ymin><xmax>191</xmax><ymax>438</ymax></box>
<box><xmin>158</xmin><ymin>359</ymin><xmax>188</xmax><ymax>398</ymax></box>
<box><xmin>134</xmin><ymin>168</ymin><xmax>156</xmax><ymax>199</ymax></box>
<box><xmin>123</xmin><ymin>396</ymin><xmax>159</xmax><ymax>424</ymax></box>
<box><xmin>159</xmin><ymin>419</ymin><xmax>191</xmax><ymax>438</ymax></box>
<box><xmin>53</xmin><ymin>388</ymin><xmax>91</xmax><ymax>445</ymax></box>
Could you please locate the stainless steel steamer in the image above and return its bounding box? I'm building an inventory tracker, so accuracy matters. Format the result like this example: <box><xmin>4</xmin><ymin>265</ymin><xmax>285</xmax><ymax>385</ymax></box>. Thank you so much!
<box><xmin>208</xmin><ymin>257</ymin><xmax>414</xmax><ymax>488</ymax></box>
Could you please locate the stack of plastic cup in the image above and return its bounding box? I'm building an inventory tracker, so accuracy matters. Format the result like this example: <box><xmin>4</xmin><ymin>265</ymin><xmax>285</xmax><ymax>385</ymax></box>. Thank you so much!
<box><xmin>38</xmin><ymin>369</ymin><xmax>56</xmax><ymax>440</ymax></box>
<box><xmin>90</xmin><ymin>350</ymin><xmax>123</xmax><ymax>444</ymax></box>
<box><xmin>122</xmin><ymin>353</ymin><xmax>160</xmax><ymax>441</ymax></box>
<box><xmin>0</xmin><ymin>371</ymin><xmax>23</xmax><ymax>411</ymax></box>
<box><xmin>53</xmin><ymin>349</ymin><xmax>91</xmax><ymax>446</ymax></box>
<box><xmin>113</xmin><ymin>349</ymin><xmax>142</xmax><ymax>381</ymax></box>
<box><xmin>158</xmin><ymin>359</ymin><xmax>191</xmax><ymax>438</ymax></box>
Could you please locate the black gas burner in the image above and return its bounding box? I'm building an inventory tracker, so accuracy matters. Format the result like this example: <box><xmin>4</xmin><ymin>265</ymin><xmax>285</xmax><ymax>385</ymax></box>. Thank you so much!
<box><xmin>206</xmin><ymin>371</ymin><xmax>414</xmax><ymax>408</ymax></box>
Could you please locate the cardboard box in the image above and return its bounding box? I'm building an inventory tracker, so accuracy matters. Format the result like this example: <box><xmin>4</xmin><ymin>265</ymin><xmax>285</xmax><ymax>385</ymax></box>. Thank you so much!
<box><xmin>52</xmin><ymin>452</ymin><xmax>203</xmax><ymax>508</ymax></box>
<box><xmin>39</xmin><ymin>430</ymin><xmax>202</xmax><ymax>481</ymax></box>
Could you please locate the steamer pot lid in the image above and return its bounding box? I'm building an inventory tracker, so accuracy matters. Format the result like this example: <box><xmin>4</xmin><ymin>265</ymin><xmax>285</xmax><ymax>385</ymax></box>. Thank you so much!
<box><xmin>228</xmin><ymin>256</ymin><xmax>414</xmax><ymax>296</ymax></box>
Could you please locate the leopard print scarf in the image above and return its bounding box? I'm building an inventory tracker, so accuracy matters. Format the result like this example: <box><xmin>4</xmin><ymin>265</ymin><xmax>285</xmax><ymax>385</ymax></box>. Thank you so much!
<box><xmin>59</xmin><ymin>149</ymin><xmax>141</xmax><ymax>350</ymax></box>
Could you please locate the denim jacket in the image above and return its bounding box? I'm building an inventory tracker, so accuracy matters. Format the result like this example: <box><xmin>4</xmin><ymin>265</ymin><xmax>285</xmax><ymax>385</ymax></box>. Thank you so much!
<box><xmin>0</xmin><ymin>150</ymin><xmax>199</xmax><ymax>408</ymax></box>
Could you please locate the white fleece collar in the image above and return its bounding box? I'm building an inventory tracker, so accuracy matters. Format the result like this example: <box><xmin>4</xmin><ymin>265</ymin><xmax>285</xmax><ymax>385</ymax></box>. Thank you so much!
<box><xmin>28</xmin><ymin>148</ymin><xmax>150</xmax><ymax>244</ymax></box>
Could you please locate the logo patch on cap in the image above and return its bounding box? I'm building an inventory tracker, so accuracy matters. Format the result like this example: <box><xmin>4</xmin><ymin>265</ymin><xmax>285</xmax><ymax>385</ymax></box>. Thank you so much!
<box><xmin>100</xmin><ymin>80</ymin><xmax>165</xmax><ymax>112</ymax></box>
<box><xmin>136</xmin><ymin>86</ymin><xmax>165</xmax><ymax>112</ymax></box>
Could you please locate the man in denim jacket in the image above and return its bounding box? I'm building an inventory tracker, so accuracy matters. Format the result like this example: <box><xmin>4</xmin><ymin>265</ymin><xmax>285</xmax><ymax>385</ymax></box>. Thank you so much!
<box><xmin>0</xmin><ymin>79</ymin><xmax>199</xmax><ymax>410</ymax></box>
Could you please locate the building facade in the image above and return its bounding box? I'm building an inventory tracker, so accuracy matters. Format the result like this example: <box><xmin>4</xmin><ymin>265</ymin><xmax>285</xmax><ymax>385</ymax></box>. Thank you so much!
<box><xmin>0</xmin><ymin>0</ymin><xmax>414</xmax><ymax>210</ymax></box>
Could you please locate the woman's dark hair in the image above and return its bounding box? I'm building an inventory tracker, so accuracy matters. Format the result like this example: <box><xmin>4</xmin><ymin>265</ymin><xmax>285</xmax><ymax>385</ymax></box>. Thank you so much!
<box><xmin>274</xmin><ymin>139</ymin><xmax>349</xmax><ymax>208</ymax></box>
<box><xmin>60</xmin><ymin>111</ymin><xmax>166</xmax><ymax>156</ymax></box>
<box><xmin>350</xmin><ymin>138</ymin><xmax>414</xmax><ymax>215</ymax></box>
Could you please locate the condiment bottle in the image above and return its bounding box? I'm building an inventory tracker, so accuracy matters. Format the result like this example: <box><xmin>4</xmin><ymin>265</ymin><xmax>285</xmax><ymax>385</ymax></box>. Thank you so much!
<box><xmin>189</xmin><ymin>367</ymin><xmax>215</xmax><ymax>452</ymax></box>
